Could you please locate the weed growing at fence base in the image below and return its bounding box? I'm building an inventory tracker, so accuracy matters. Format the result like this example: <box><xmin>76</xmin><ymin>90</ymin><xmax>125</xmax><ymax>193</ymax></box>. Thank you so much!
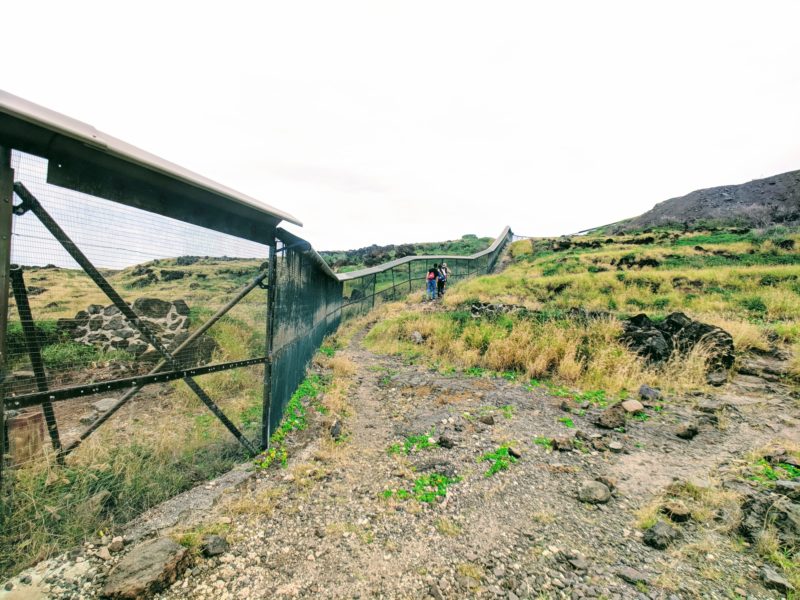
<box><xmin>255</xmin><ymin>374</ymin><xmax>327</xmax><ymax>469</ymax></box>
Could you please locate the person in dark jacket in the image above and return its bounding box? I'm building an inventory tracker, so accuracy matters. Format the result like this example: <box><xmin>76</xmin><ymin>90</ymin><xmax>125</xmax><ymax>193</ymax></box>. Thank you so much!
<box><xmin>438</xmin><ymin>262</ymin><xmax>449</xmax><ymax>297</ymax></box>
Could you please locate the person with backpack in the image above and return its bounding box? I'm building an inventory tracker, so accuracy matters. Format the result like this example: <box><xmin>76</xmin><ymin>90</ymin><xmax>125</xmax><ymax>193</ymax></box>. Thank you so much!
<box><xmin>438</xmin><ymin>262</ymin><xmax>449</xmax><ymax>297</ymax></box>
<box><xmin>426</xmin><ymin>264</ymin><xmax>439</xmax><ymax>300</ymax></box>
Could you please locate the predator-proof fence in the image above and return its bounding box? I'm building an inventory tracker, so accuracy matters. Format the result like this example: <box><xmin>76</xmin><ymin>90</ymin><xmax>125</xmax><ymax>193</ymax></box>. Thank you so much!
<box><xmin>0</xmin><ymin>91</ymin><xmax>509</xmax><ymax>575</ymax></box>
<box><xmin>338</xmin><ymin>226</ymin><xmax>513</xmax><ymax>320</ymax></box>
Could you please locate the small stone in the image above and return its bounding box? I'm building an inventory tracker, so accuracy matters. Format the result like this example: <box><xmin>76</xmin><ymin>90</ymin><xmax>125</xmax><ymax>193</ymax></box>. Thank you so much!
<box><xmin>4</xmin><ymin>581</ymin><xmax>13</xmax><ymax>591</ymax></box>
<box><xmin>638</xmin><ymin>384</ymin><xmax>662</xmax><ymax>402</ymax></box>
<box><xmin>608</xmin><ymin>441</ymin><xmax>624</xmax><ymax>453</ymax></box>
<box><xmin>507</xmin><ymin>446</ymin><xmax>522</xmax><ymax>459</ymax></box>
<box><xmin>109</xmin><ymin>536</ymin><xmax>125</xmax><ymax>553</ymax></box>
<box><xmin>643</xmin><ymin>521</ymin><xmax>680</xmax><ymax>550</ymax></box>
<box><xmin>661</xmin><ymin>500</ymin><xmax>691</xmax><ymax>522</ymax></box>
<box><xmin>551</xmin><ymin>435</ymin><xmax>573</xmax><ymax>451</ymax></box>
<box><xmin>410</xmin><ymin>331</ymin><xmax>425</xmax><ymax>344</ymax></box>
<box><xmin>617</xmin><ymin>567</ymin><xmax>650</xmax><ymax>585</ymax></box>
<box><xmin>438</xmin><ymin>435</ymin><xmax>455</xmax><ymax>449</ymax></box>
<box><xmin>478</xmin><ymin>414</ymin><xmax>495</xmax><ymax>426</ymax></box>
<box><xmin>20</xmin><ymin>575</ymin><xmax>31</xmax><ymax>585</ymax></box>
<box><xmin>91</xmin><ymin>398</ymin><xmax>119</xmax><ymax>413</ymax></box>
<box><xmin>201</xmin><ymin>535</ymin><xmax>229</xmax><ymax>558</ymax></box>
<box><xmin>675</xmin><ymin>421</ymin><xmax>699</xmax><ymax>440</ymax></box>
<box><xmin>774</xmin><ymin>480</ymin><xmax>800</xmax><ymax>500</ymax></box>
<box><xmin>569</xmin><ymin>558</ymin><xmax>590</xmax><ymax>571</ymax></box>
<box><xmin>578</xmin><ymin>481</ymin><xmax>611</xmax><ymax>504</ymax></box>
<box><xmin>761</xmin><ymin>566</ymin><xmax>794</xmax><ymax>593</ymax></box>
<box><xmin>621</xmin><ymin>399</ymin><xmax>644</xmax><ymax>414</ymax></box>
<box><xmin>330</xmin><ymin>420</ymin><xmax>342</xmax><ymax>441</ymax></box>
<box><xmin>97</xmin><ymin>547</ymin><xmax>112</xmax><ymax>561</ymax></box>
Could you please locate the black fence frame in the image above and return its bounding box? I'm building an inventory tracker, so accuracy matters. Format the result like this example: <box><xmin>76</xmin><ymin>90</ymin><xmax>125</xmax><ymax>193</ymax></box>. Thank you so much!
<box><xmin>0</xmin><ymin>94</ymin><xmax>512</xmax><ymax>495</ymax></box>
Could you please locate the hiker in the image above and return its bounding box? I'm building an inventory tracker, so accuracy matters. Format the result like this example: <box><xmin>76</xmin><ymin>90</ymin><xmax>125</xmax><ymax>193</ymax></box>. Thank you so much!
<box><xmin>438</xmin><ymin>262</ymin><xmax>449</xmax><ymax>297</ymax></box>
<box><xmin>426</xmin><ymin>264</ymin><xmax>439</xmax><ymax>300</ymax></box>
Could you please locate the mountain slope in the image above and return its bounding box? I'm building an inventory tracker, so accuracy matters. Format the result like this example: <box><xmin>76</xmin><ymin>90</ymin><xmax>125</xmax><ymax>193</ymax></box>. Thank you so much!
<box><xmin>613</xmin><ymin>169</ymin><xmax>800</xmax><ymax>232</ymax></box>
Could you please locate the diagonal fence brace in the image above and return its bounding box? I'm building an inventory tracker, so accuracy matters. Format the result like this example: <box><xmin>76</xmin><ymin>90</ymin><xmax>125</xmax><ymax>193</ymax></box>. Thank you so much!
<box><xmin>12</xmin><ymin>182</ymin><xmax>258</xmax><ymax>457</ymax></box>
<box><xmin>9</xmin><ymin>265</ymin><xmax>62</xmax><ymax>454</ymax></box>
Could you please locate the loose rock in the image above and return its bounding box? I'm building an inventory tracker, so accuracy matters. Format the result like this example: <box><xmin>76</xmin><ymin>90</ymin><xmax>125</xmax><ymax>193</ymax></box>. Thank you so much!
<box><xmin>578</xmin><ymin>481</ymin><xmax>611</xmax><ymax>504</ymax></box>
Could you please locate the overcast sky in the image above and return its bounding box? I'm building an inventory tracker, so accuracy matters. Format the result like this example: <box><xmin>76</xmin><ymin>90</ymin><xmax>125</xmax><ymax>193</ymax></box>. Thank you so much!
<box><xmin>3</xmin><ymin>1</ymin><xmax>800</xmax><ymax>251</ymax></box>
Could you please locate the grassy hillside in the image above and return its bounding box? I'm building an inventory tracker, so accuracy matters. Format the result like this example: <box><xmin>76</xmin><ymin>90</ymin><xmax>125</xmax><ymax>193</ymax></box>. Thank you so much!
<box><xmin>365</xmin><ymin>227</ymin><xmax>800</xmax><ymax>395</ymax></box>
<box><xmin>321</xmin><ymin>233</ymin><xmax>493</xmax><ymax>272</ymax></box>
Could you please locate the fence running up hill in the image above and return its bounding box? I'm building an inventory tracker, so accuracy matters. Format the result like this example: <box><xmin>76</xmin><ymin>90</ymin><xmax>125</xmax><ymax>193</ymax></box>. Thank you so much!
<box><xmin>0</xmin><ymin>91</ymin><xmax>512</xmax><ymax>500</ymax></box>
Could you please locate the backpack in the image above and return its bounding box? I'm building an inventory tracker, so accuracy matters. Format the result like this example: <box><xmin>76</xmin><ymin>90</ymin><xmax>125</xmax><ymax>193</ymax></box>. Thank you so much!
<box><xmin>426</xmin><ymin>271</ymin><xmax>435</xmax><ymax>281</ymax></box>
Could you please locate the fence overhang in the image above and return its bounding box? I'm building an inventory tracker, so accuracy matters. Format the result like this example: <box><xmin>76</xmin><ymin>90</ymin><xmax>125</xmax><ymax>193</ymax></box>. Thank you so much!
<box><xmin>0</xmin><ymin>90</ymin><xmax>302</xmax><ymax>243</ymax></box>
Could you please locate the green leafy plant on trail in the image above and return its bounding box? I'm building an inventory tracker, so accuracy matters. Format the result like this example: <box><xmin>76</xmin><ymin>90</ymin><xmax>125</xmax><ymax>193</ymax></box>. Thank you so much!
<box><xmin>480</xmin><ymin>445</ymin><xmax>518</xmax><ymax>477</ymax></box>
<box><xmin>558</xmin><ymin>417</ymin><xmax>575</xmax><ymax>428</ymax></box>
<box><xmin>381</xmin><ymin>474</ymin><xmax>461</xmax><ymax>503</ymax></box>
<box><xmin>387</xmin><ymin>430</ymin><xmax>437</xmax><ymax>455</ymax></box>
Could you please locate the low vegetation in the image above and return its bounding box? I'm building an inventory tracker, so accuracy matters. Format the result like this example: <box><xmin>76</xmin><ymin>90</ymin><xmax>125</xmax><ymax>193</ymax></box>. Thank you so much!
<box><xmin>365</xmin><ymin>227</ymin><xmax>800</xmax><ymax>396</ymax></box>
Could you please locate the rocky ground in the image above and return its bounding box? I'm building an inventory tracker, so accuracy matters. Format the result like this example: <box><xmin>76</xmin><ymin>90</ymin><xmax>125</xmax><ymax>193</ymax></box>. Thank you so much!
<box><xmin>2</xmin><ymin>316</ymin><xmax>798</xmax><ymax>600</ymax></box>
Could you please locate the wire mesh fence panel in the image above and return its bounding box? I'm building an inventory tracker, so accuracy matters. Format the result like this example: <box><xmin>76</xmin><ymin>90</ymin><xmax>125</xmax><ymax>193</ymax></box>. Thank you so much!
<box><xmin>1</xmin><ymin>150</ymin><xmax>275</xmax><ymax>576</ymax></box>
<box><xmin>267</xmin><ymin>237</ymin><xmax>341</xmax><ymax>438</ymax></box>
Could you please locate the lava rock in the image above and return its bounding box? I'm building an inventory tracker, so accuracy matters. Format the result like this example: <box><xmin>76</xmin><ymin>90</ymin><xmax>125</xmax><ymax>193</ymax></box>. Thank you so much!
<box><xmin>661</xmin><ymin>500</ymin><xmax>691</xmax><ymax>523</ymax></box>
<box><xmin>643</xmin><ymin>521</ymin><xmax>681</xmax><ymax>549</ymax></box>
<box><xmin>438</xmin><ymin>435</ymin><xmax>455</xmax><ymax>449</ymax></box>
<box><xmin>478</xmin><ymin>414</ymin><xmax>495</xmax><ymax>426</ymax></box>
<box><xmin>201</xmin><ymin>534</ymin><xmax>229</xmax><ymax>558</ymax></box>
<box><xmin>761</xmin><ymin>566</ymin><xmax>795</xmax><ymax>594</ymax></box>
<box><xmin>638</xmin><ymin>384</ymin><xmax>662</xmax><ymax>402</ymax></box>
<box><xmin>675</xmin><ymin>422</ymin><xmax>699</xmax><ymax>440</ymax></box>
<box><xmin>595</xmin><ymin>404</ymin><xmax>626</xmax><ymax>429</ymax></box>
<box><xmin>102</xmin><ymin>537</ymin><xmax>190</xmax><ymax>599</ymax></box>
<box><xmin>330</xmin><ymin>420</ymin><xmax>343</xmax><ymax>440</ymax></box>
<box><xmin>617</xmin><ymin>567</ymin><xmax>650</xmax><ymax>585</ymax></box>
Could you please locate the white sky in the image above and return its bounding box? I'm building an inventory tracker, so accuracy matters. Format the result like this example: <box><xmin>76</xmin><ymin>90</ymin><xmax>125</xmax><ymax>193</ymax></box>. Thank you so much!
<box><xmin>3</xmin><ymin>0</ymin><xmax>800</xmax><ymax>250</ymax></box>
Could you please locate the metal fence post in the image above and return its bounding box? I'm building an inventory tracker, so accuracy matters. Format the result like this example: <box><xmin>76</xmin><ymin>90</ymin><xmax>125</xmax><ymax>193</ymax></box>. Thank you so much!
<box><xmin>0</xmin><ymin>147</ymin><xmax>13</xmax><ymax>489</ymax></box>
<box><xmin>407</xmin><ymin>261</ymin><xmax>412</xmax><ymax>293</ymax></box>
<box><xmin>371</xmin><ymin>273</ymin><xmax>377</xmax><ymax>309</ymax></box>
<box><xmin>261</xmin><ymin>236</ymin><xmax>278</xmax><ymax>449</ymax></box>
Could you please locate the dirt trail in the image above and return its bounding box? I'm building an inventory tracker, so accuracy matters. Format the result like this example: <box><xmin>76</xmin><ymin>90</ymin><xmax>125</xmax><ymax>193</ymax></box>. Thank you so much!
<box><xmin>9</xmin><ymin>318</ymin><xmax>797</xmax><ymax>599</ymax></box>
<box><xmin>148</xmin><ymin>322</ymin><xmax>797</xmax><ymax>600</ymax></box>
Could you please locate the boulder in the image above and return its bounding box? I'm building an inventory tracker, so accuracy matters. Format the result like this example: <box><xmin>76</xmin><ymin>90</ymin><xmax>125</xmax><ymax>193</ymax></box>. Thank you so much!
<box><xmin>643</xmin><ymin>520</ymin><xmax>681</xmax><ymax>549</ymax></box>
<box><xmin>102</xmin><ymin>537</ymin><xmax>190</xmax><ymax>599</ymax></box>
<box><xmin>578</xmin><ymin>481</ymin><xmax>611</xmax><ymax>504</ymax></box>
<box><xmin>132</xmin><ymin>298</ymin><xmax>172</xmax><ymax>319</ymax></box>
<box><xmin>478</xmin><ymin>414</ymin><xmax>495</xmax><ymax>426</ymax></box>
<box><xmin>172</xmin><ymin>299</ymin><xmax>191</xmax><ymax>316</ymax></box>
<box><xmin>761</xmin><ymin>566</ymin><xmax>795</xmax><ymax>594</ymax></box>
<box><xmin>621</xmin><ymin>399</ymin><xmax>644</xmax><ymax>414</ymax></box>
<box><xmin>595</xmin><ymin>404</ymin><xmax>626</xmax><ymax>429</ymax></box>
<box><xmin>620</xmin><ymin>312</ymin><xmax>734</xmax><ymax>375</ymax></box>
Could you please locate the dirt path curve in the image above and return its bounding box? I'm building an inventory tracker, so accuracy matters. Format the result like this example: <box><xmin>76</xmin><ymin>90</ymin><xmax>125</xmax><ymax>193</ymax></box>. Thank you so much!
<box><xmin>146</xmin><ymin>320</ymin><xmax>797</xmax><ymax>600</ymax></box>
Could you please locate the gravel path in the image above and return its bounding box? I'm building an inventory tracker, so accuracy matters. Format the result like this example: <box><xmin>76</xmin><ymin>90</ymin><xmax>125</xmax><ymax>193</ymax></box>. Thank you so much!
<box><xmin>152</xmin><ymin>325</ymin><xmax>797</xmax><ymax>600</ymax></box>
